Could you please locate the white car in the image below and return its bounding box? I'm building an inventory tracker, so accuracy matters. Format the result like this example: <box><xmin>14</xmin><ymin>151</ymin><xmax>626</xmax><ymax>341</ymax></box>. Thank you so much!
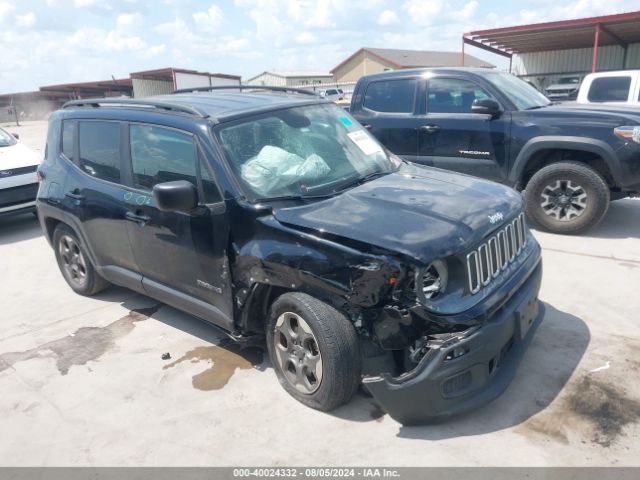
<box><xmin>319</xmin><ymin>88</ymin><xmax>344</xmax><ymax>101</ymax></box>
<box><xmin>576</xmin><ymin>70</ymin><xmax>640</xmax><ymax>106</ymax></box>
<box><xmin>0</xmin><ymin>127</ymin><xmax>41</xmax><ymax>217</ymax></box>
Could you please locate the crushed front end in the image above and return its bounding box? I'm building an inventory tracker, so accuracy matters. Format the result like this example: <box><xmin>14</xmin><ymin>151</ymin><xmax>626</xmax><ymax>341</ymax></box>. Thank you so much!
<box><xmin>362</xmin><ymin>214</ymin><xmax>544</xmax><ymax>425</ymax></box>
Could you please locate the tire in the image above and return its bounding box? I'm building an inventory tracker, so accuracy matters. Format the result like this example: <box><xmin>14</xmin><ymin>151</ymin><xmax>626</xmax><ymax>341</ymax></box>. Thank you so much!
<box><xmin>53</xmin><ymin>224</ymin><xmax>109</xmax><ymax>296</ymax></box>
<box><xmin>524</xmin><ymin>161</ymin><xmax>610</xmax><ymax>234</ymax></box>
<box><xmin>266</xmin><ymin>292</ymin><xmax>361</xmax><ymax>411</ymax></box>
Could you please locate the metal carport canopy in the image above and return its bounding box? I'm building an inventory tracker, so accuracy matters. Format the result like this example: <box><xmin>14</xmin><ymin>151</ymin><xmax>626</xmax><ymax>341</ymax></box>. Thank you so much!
<box><xmin>462</xmin><ymin>10</ymin><xmax>640</xmax><ymax>72</ymax></box>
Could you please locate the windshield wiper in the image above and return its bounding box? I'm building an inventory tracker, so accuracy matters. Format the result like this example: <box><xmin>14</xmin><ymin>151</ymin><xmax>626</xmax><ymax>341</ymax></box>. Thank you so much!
<box><xmin>254</xmin><ymin>192</ymin><xmax>335</xmax><ymax>203</ymax></box>
<box><xmin>333</xmin><ymin>170</ymin><xmax>390</xmax><ymax>193</ymax></box>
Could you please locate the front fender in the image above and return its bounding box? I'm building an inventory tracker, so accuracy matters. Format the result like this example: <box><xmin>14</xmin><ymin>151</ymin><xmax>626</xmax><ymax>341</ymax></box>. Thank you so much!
<box><xmin>231</xmin><ymin>217</ymin><xmax>404</xmax><ymax>315</ymax></box>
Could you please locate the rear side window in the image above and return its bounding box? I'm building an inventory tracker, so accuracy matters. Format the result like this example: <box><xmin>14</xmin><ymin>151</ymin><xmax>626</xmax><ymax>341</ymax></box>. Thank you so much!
<box><xmin>61</xmin><ymin>121</ymin><xmax>74</xmax><ymax>161</ymax></box>
<box><xmin>129</xmin><ymin>124</ymin><xmax>197</xmax><ymax>192</ymax></box>
<box><xmin>427</xmin><ymin>78</ymin><xmax>492</xmax><ymax>113</ymax></box>
<box><xmin>587</xmin><ymin>76</ymin><xmax>631</xmax><ymax>102</ymax></box>
<box><xmin>78</xmin><ymin>121</ymin><xmax>121</xmax><ymax>184</ymax></box>
<box><xmin>364</xmin><ymin>79</ymin><xmax>417</xmax><ymax>113</ymax></box>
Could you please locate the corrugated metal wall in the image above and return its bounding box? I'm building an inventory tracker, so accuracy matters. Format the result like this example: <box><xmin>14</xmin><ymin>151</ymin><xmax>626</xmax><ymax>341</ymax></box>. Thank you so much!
<box><xmin>626</xmin><ymin>43</ymin><xmax>640</xmax><ymax>69</ymax></box>
<box><xmin>514</xmin><ymin>42</ymin><xmax>640</xmax><ymax>77</ymax></box>
<box><xmin>132</xmin><ymin>78</ymin><xmax>173</xmax><ymax>98</ymax></box>
<box><xmin>174</xmin><ymin>72</ymin><xmax>210</xmax><ymax>89</ymax></box>
<box><xmin>246</xmin><ymin>73</ymin><xmax>287</xmax><ymax>86</ymax></box>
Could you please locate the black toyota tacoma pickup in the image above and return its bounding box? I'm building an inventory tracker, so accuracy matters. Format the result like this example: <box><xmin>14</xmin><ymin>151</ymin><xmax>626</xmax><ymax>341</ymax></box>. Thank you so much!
<box><xmin>350</xmin><ymin>68</ymin><xmax>640</xmax><ymax>234</ymax></box>
<box><xmin>37</xmin><ymin>87</ymin><xmax>542</xmax><ymax>424</ymax></box>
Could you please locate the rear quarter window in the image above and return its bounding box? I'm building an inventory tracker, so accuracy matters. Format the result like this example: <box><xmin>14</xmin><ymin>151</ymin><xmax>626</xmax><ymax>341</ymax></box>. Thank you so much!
<box><xmin>78</xmin><ymin>121</ymin><xmax>122</xmax><ymax>184</ymax></box>
<box><xmin>587</xmin><ymin>76</ymin><xmax>632</xmax><ymax>102</ymax></box>
<box><xmin>364</xmin><ymin>79</ymin><xmax>417</xmax><ymax>113</ymax></box>
<box><xmin>61</xmin><ymin>121</ymin><xmax>74</xmax><ymax>161</ymax></box>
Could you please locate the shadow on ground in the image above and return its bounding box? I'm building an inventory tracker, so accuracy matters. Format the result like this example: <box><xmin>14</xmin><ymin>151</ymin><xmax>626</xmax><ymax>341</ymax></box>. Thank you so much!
<box><xmin>0</xmin><ymin>213</ymin><xmax>42</xmax><ymax>245</ymax></box>
<box><xmin>584</xmin><ymin>199</ymin><xmax>640</xmax><ymax>239</ymax></box>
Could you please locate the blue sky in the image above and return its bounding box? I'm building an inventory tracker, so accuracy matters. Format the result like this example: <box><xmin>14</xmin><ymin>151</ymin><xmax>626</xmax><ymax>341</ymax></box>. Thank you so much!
<box><xmin>0</xmin><ymin>0</ymin><xmax>638</xmax><ymax>93</ymax></box>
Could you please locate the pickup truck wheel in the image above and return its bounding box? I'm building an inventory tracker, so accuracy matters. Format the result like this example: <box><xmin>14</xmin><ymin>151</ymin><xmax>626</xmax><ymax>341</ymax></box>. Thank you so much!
<box><xmin>53</xmin><ymin>224</ymin><xmax>109</xmax><ymax>296</ymax></box>
<box><xmin>266</xmin><ymin>292</ymin><xmax>361</xmax><ymax>411</ymax></box>
<box><xmin>524</xmin><ymin>162</ymin><xmax>609</xmax><ymax>234</ymax></box>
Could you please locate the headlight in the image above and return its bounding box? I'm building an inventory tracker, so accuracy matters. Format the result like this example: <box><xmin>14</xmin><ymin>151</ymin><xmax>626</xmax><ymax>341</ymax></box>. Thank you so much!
<box><xmin>613</xmin><ymin>126</ymin><xmax>640</xmax><ymax>144</ymax></box>
<box><xmin>416</xmin><ymin>260</ymin><xmax>448</xmax><ymax>303</ymax></box>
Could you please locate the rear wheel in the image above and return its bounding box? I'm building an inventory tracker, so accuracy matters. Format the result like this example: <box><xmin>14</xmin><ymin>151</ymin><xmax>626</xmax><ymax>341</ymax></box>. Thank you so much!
<box><xmin>524</xmin><ymin>162</ymin><xmax>609</xmax><ymax>234</ymax></box>
<box><xmin>266</xmin><ymin>293</ymin><xmax>361</xmax><ymax>411</ymax></box>
<box><xmin>53</xmin><ymin>224</ymin><xmax>109</xmax><ymax>296</ymax></box>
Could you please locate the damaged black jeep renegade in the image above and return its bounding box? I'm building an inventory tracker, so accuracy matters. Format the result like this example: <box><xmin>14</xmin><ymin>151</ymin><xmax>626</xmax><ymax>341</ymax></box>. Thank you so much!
<box><xmin>37</xmin><ymin>87</ymin><xmax>543</xmax><ymax>425</ymax></box>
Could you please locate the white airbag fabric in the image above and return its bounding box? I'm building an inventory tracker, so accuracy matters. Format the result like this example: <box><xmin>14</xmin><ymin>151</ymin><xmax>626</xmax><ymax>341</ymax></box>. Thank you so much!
<box><xmin>241</xmin><ymin>145</ymin><xmax>330</xmax><ymax>196</ymax></box>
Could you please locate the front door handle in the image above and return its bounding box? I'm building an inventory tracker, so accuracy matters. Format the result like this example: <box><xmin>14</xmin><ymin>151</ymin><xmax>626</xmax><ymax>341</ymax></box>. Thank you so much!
<box><xmin>419</xmin><ymin>124</ymin><xmax>441</xmax><ymax>134</ymax></box>
<box><xmin>361</xmin><ymin>124</ymin><xmax>372</xmax><ymax>130</ymax></box>
<box><xmin>125</xmin><ymin>211</ymin><xmax>151</xmax><ymax>226</ymax></box>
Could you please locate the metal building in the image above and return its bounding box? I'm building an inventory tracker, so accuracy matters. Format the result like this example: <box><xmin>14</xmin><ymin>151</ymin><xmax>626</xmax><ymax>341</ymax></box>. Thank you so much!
<box><xmin>131</xmin><ymin>68</ymin><xmax>241</xmax><ymax>98</ymax></box>
<box><xmin>245</xmin><ymin>71</ymin><xmax>333</xmax><ymax>87</ymax></box>
<box><xmin>462</xmin><ymin>11</ymin><xmax>640</xmax><ymax>90</ymax></box>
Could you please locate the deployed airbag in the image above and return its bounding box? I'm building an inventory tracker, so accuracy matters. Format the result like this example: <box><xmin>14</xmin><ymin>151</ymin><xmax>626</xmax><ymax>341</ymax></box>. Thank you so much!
<box><xmin>241</xmin><ymin>145</ymin><xmax>330</xmax><ymax>196</ymax></box>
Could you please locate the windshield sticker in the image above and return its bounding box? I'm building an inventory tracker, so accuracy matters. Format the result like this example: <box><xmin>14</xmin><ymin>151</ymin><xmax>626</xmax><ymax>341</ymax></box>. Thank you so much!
<box><xmin>347</xmin><ymin>130</ymin><xmax>383</xmax><ymax>156</ymax></box>
<box><xmin>339</xmin><ymin>116</ymin><xmax>353</xmax><ymax>126</ymax></box>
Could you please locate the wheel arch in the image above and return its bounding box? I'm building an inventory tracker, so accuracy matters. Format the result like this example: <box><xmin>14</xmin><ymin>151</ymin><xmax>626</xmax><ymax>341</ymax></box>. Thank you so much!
<box><xmin>510</xmin><ymin>137</ymin><xmax>622</xmax><ymax>189</ymax></box>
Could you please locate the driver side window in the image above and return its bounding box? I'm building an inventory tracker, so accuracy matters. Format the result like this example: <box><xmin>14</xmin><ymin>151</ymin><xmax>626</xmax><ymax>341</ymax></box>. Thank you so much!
<box><xmin>129</xmin><ymin>124</ymin><xmax>197</xmax><ymax>191</ymax></box>
<box><xmin>427</xmin><ymin>78</ymin><xmax>493</xmax><ymax>114</ymax></box>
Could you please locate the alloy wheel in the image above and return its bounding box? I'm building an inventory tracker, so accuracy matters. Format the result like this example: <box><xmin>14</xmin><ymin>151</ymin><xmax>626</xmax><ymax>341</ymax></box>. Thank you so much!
<box><xmin>58</xmin><ymin>234</ymin><xmax>88</xmax><ymax>288</ymax></box>
<box><xmin>540</xmin><ymin>179</ymin><xmax>588</xmax><ymax>221</ymax></box>
<box><xmin>273</xmin><ymin>312</ymin><xmax>323</xmax><ymax>394</ymax></box>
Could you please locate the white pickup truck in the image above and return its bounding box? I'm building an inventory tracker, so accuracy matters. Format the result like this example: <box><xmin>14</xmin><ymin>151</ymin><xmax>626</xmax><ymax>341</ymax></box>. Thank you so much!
<box><xmin>576</xmin><ymin>70</ymin><xmax>640</xmax><ymax>106</ymax></box>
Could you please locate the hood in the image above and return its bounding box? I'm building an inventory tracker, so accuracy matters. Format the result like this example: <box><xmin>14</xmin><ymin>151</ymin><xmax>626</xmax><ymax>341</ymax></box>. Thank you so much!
<box><xmin>272</xmin><ymin>164</ymin><xmax>523</xmax><ymax>263</ymax></box>
<box><xmin>525</xmin><ymin>103</ymin><xmax>640</xmax><ymax>125</ymax></box>
<box><xmin>0</xmin><ymin>142</ymin><xmax>41</xmax><ymax>170</ymax></box>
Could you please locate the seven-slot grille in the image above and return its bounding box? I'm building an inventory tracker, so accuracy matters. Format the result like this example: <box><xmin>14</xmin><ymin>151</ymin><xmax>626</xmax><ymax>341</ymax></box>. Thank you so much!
<box><xmin>466</xmin><ymin>213</ymin><xmax>527</xmax><ymax>294</ymax></box>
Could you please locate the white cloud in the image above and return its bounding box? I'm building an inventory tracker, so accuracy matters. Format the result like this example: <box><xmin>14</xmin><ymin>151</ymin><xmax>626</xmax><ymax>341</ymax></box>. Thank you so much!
<box><xmin>451</xmin><ymin>1</ymin><xmax>478</xmax><ymax>21</ymax></box>
<box><xmin>143</xmin><ymin>44</ymin><xmax>167</xmax><ymax>57</ymax></box>
<box><xmin>377</xmin><ymin>10</ymin><xmax>400</xmax><ymax>26</ymax></box>
<box><xmin>16</xmin><ymin>12</ymin><xmax>36</xmax><ymax>28</ymax></box>
<box><xmin>295</xmin><ymin>31</ymin><xmax>317</xmax><ymax>44</ymax></box>
<box><xmin>74</xmin><ymin>0</ymin><xmax>99</xmax><ymax>6</ymax></box>
<box><xmin>193</xmin><ymin>4</ymin><xmax>224</xmax><ymax>32</ymax></box>
<box><xmin>116</xmin><ymin>13</ymin><xmax>142</xmax><ymax>30</ymax></box>
<box><xmin>0</xmin><ymin>2</ymin><xmax>15</xmax><ymax>20</ymax></box>
<box><xmin>403</xmin><ymin>0</ymin><xmax>444</xmax><ymax>26</ymax></box>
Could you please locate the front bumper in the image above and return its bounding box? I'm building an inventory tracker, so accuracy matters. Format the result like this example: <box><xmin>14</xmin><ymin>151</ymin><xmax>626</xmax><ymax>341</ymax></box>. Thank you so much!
<box><xmin>0</xmin><ymin>182</ymin><xmax>39</xmax><ymax>217</ymax></box>
<box><xmin>363</xmin><ymin>258</ymin><xmax>543</xmax><ymax>425</ymax></box>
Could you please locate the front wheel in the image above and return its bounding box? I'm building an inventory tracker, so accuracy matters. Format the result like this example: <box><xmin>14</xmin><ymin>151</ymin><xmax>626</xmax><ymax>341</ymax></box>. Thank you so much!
<box><xmin>266</xmin><ymin>293</ymin><xmax>361</xmax><ymax>411</ymax></box>
<box><xmin>524</xmin><ymin>162</ymin><xmax>610</xmax><ymax>234</ymax></box>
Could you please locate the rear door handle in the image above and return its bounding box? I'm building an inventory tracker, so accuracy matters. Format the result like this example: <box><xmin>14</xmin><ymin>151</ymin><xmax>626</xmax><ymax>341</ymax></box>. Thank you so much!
<box><xmin>125</xmin><ymin>211</ymin><xmax>151</xmax><ymax>226</ymax></box>
<box><xmin>65</xmin><ymin>191</ymin><xmax>85</xmax><ymax>201</ymax></box>
<box><xmin>419</xmin><ymin>124</ymin><xmax>440</xmax><ymax>133</ymax></box>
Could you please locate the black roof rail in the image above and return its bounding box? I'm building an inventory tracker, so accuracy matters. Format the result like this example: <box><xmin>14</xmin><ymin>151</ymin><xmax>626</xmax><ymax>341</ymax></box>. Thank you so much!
<box><xmin>172</xmin><ymin>85</ymin><xmax>319</xmax><ymax>96</ymax></box>
<box><xmin>62</xmin><ymin>98</ymin><xmax>209</xmax><ymax>118</ymax></box>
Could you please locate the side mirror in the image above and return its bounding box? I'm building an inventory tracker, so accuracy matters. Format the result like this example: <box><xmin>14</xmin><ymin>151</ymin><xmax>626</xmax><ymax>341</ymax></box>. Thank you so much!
<box><xmin>153</xmin><ymin>180</ymin><xmax>198</xmax><ymax>212</ymax></box>
<box><xmin>471</xmin><ymin>98</ymin><xmax>501</xmax><ymax>117</ymax></box>
<box><xmin>11</xmin><ymin>133</ymin><xmax>19</xmax><ymax>140</ymax></box>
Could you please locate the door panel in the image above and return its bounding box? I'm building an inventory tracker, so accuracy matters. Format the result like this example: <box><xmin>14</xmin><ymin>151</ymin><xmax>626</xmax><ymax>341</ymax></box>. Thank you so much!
<box><xmin>356</xmin><ymin>78</ymin><xmax>419</xmax><ymax>160</ymax></box>
<box><xmin>124</xmin><ymin>123</ymin><xmax>233</xmax><ymax>326</ymax></box>
<box><xmin>63</xmin><ymin>120</ymin><xmax>139</xmax><ymax>278</ymax></box>
<box><xmin>417</xmin><ymin>77</ymin><xmax>510</xmax><ymax>183</ymax></box>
